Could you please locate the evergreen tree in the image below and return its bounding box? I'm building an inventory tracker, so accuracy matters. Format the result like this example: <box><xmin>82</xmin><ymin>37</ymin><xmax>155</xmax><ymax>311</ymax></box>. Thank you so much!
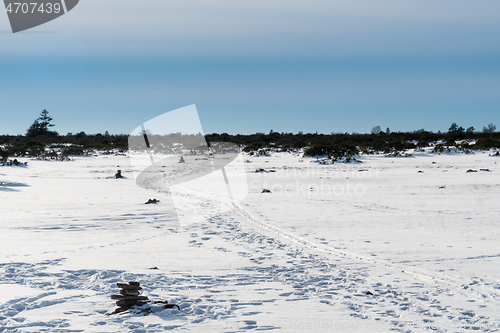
<box><xmin>448</xmin><ymin>123</ymin><xmax>464</xmax><ymax>134</ymax></box>
<box><xmin>26</xmin><ymin>109</ymin><xmax>57</xmax><ymax>137</ymax></box>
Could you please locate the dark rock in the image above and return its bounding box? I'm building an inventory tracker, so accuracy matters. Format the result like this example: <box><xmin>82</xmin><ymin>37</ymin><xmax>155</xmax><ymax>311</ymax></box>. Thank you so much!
<box><xmin>116</xmin><ymin>283</ymin><xmax>142</xmax><ymax>290</ymax></box>
<box><xmin>145</xmin><ymin>199</ymin><xmax>160</xmax><ymax>204</ymax></box>
<box><xmin>107</xmin><ymin>307</ymin><xmax>129</xmax><ymax>315</ymax></box>
<box><xmin>120</xmin><ymin>289</ymin><xmax>140</xmax><ymax>296</ymax></box>
<box><xmin>365</xmin><ymin>291</ymin><xmax>374</xmax><ymax>295</ymax></box>
<box><xmin>154</xmin><ymin>301</ymin><xmax>180</xmax><ymax>310</ymax></box>
<box><xmin>116</xmin><ymin>299</ymin><xmax>140</xmax><ymax>307</ymax></box>
<box><xmin>111</xmin><ymin>295</ymin><xmax>149</xmax><ymax>301</ymax></box>
<box><xmin>261</xmin><ymin>189</ymin><xmax>271</xmax><ymax>193</ymax></box>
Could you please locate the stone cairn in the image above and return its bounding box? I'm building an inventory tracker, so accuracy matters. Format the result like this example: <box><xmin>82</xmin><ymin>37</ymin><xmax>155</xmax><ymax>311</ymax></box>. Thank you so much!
<box><xmin>110</xmin><ymin>281</ymin><xmax>149</xmax><ymax>314</ymax></box>
<box><xmin>108</xmin><ymin>281</ymin><xmax>180</xmax><ymax>315</ymax></box>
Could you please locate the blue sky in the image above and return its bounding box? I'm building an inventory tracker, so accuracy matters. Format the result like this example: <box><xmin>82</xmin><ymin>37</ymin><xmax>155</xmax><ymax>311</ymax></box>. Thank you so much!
<box><xmin>1</xmin><ymin>0</ymin><xmax>500</xmax><ymax>135</ymax></box>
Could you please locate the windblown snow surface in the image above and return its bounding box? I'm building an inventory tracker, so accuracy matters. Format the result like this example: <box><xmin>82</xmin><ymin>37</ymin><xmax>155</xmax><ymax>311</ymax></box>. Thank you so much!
<box><xmin>1</xmin><ymin>149</ymin><xmax>500</xmax><ymax>332</ymax></box>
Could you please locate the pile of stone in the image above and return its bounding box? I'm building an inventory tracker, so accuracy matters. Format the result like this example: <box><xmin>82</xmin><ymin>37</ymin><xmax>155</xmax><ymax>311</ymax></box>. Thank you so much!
<box><xmin>110</xmin><ymin>281</ymin><xmax>149</xmax><ymax>313</ymax></box>
<box><xmin>108</xmin><ymin>281</ymin><xmax>181</xmax><ymax>315</ymax></box>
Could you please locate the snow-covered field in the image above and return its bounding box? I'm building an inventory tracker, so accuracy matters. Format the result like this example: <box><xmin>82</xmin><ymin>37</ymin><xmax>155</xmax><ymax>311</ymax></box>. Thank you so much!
<box><xmin>1</xmin><ymin>150</ymin><xmax>500</xmax><ymax>332</ymax></box>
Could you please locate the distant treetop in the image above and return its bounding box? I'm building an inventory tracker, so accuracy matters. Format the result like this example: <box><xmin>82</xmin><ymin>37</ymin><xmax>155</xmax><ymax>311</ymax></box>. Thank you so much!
<box><xmin>26</xmin><ymin>109</ymin><xmax>58</xmax><ymax>138</ymax></box>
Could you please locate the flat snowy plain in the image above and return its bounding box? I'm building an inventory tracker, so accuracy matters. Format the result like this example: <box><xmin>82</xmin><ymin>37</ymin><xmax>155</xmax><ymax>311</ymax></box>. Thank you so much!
<box><xmin>1</xmin><ymin>149</ymin><xmax>500</xmax><ymax>332</ymax></box>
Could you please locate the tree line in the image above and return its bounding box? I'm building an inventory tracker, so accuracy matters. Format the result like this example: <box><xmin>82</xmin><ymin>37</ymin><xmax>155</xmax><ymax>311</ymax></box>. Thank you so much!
<box><xmin>1</xmin><ymin>110</ymin><xmax>499</xmax><ymax>161</ymax></box>
<box><xmin>207</xmin><ymin>123</ymin><xmax>500</xmax><ymax>157</ymax></box>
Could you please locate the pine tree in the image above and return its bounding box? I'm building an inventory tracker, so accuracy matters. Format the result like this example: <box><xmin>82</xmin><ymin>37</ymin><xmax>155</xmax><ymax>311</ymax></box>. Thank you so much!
<box><xmin>448</xmin><ymin>123</ymin><xmax>464</xmax><ymax>134</ymax></box>
<box><xmin>26</xmin><ymin>109</ymin><xmax>57</xmax><ymax>137</ymax></box>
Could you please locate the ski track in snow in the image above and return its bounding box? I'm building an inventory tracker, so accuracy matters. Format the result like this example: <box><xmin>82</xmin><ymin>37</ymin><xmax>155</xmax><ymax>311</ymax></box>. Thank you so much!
<box><xmin>231</xmin><ymin>205</ymin><xmax>500</xmax><ymax>332</ymax></box>
<box><xmin>1</xmin><ymin>208</ymin><xmax>499</xmax><ymax>332</ymax></box>
<box><xmin>170</xmin><ymin>185</ymin><xmax>500</xmax><ymax>332</ymax></box>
